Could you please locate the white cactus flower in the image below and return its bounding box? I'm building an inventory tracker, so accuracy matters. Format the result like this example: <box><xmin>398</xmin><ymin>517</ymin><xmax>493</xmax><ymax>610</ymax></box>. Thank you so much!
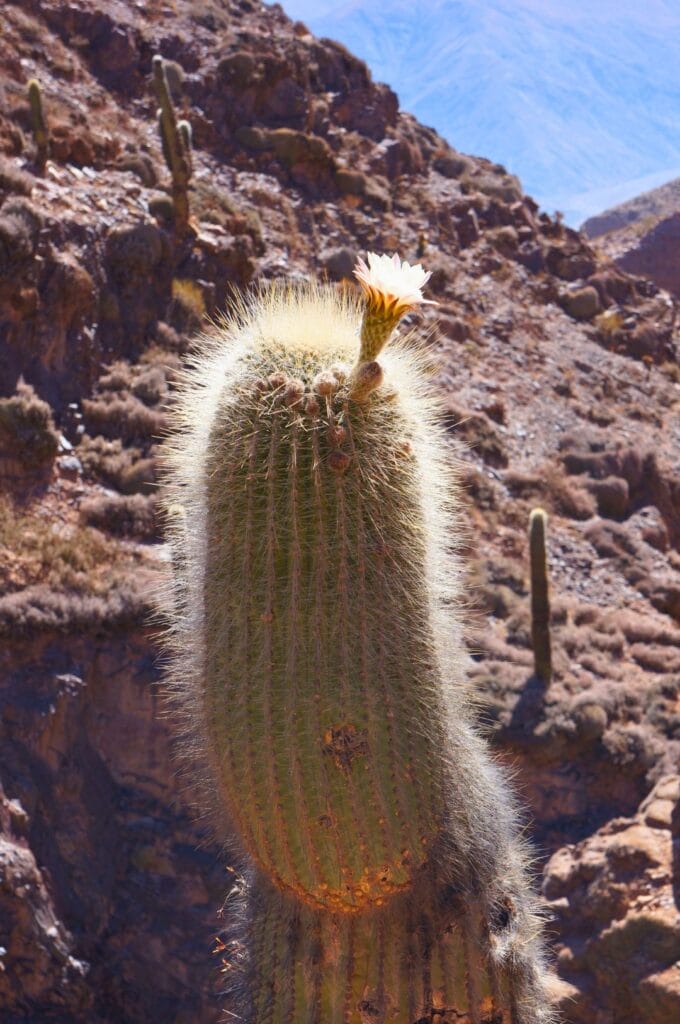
<box><xmin>354</xmin><ymin>251</ymin><xmax>436</xmax><ymax>317</ymax></box>
<box><xmin>353</xmin><ymin>252</ymin><xmax>436</xmax><ymax>366</ymax></box>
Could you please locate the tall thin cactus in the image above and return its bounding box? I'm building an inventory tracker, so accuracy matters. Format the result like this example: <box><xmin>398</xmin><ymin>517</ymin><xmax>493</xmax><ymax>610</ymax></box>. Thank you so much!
<box><xmin>27</xmin><ymin>78</ymin><xmax>49</xmax><ymax>171</ymax></box>
<box><xmin>152</xmin><ymin>54</ymin><xmax>192</xmax><ymax>235</ymax></box>
<box><xmin>529</xmin><ymin>508</ymin><xmax>552</xmax><ymax>684</ymax></box>
<box><xmin>162</xmin><ymin>254</ymin><xmax>557</xmax><ymax>1023</ymax></box>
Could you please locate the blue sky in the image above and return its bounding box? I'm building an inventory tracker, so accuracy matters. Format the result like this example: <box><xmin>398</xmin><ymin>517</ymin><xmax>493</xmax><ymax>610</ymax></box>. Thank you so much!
<box><xmin>274</xmin><ymin>0</ymin><xmax>680</xmax><ymax>224</ymax></box>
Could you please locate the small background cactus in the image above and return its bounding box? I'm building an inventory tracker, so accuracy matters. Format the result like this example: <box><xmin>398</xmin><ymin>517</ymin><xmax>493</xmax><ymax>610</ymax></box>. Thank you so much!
<box><xmin>153</xmin><ymin>55</ymin><xmax>192</xmax><ymax>235</ymax></box>
<box><xmin>27</xmin><ymin>78</ymin><xmax>49</xmax><ymax>171</ymax></box>
<box><xmin>529</xmin><ymin>507</ymin><xmax>552</xmax><ymax>684</ymax></box>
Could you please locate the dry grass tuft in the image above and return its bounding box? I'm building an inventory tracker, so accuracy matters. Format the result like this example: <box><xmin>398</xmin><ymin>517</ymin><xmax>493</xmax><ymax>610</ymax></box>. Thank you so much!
<box><xmin>0</xmin><ymin>496</ymin><xmax>131</xmax><ymax>595</ymax></box>
<box><xmin>78</xmin><ymin>435</ymin><xmax>157</xmax><ymax>494</ymax></box>
<box><xmin>80</xmin><ymin>492</ymin><xmax>158</xmax><ymax>540</ymax></box>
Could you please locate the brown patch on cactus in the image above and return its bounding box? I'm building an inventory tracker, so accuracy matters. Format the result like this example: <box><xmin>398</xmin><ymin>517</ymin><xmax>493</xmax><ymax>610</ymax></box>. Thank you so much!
<box><xmin>322</xmin><ymin>724</ymin><xmax>369</xmax><ymax>773</ymax></box>
<box><xmin>328</xmin><ymin>449</ymin><xmax>351</xmax><ymax>474</ymax></box>
<box><xmin>358</xmin><ymin>999</ymin><xmax>389</xmax><ymax>1022</ymax></box>
<box><xmin>308</xmin><ymin>859</ymin><xmax>415</xmax><ymax>913</ymax></box>
<box><xmin>327</xmin><ymin>424</ymin><xmax>348</xmax><ymax>446</ymax></box>
<box><xmin>284</xmin><ymin>380</ymin><xmax>305</xmax><ymax>407</ymax></box>
<box><xmin>267</xmin><ymin>371</ymin><xmax>288</xmax><ymax>390</ymax></box>
<box><xmin>313</xmin><ymin>370</ymin><xmax>340</xmax><ymax>395</ymax></box>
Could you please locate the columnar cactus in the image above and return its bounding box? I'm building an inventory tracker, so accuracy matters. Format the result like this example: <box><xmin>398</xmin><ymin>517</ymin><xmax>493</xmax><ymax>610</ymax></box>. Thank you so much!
<box><xmin>529</xmin><ymin>508</ymin><xmax>552</xmax><ymax>684</ymax></box>
<box><xmin>27</xmin><ymin>78</ymin><xmax>49</xmax><ymax>171</ymax></box>
<box><xmin>152</xmin><ymin>54</ymin><xmax>192</xmax><ymax>235</ymax></box>
<box><xmin>163</xmin><ymin>255</ymin><xmax>557</xmax><ymax>1023</ymax></box>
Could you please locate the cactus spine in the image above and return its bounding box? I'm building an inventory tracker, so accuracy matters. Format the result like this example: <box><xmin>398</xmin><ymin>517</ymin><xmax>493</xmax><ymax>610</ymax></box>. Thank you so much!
<box><xmin>27</xmin><ymin>79</ymin><xmax>49</xmax><ymax>171</ymax></box>
<box><xmin>529</xmin><ymin>508</ymin><xmax>552</xmax><ymax>684</ymax></box>
<box><xmin>163</xmin><ymin>256</ymin><xmax>556</xmax><ymax>1023</ymax></box>
<box><xmin>152</xmin><ymin>55</ymin><xmax>192</xmax><ymax>235</ymax></box>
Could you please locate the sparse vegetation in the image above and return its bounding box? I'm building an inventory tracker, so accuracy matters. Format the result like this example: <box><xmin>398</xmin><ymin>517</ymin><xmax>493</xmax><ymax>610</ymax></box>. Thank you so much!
<box><xmin>0</xmin><ymin>382</ymin><xmax>59</xmax><ymax>471</ymax></box>
<box><xmin>80</xmin><ymin>492</ymin><xmax>158</xmax><ymax>540</ymax></box>
<box><xmin>0</xmin><ymin>157</ymin><xmax>33</xmax><ymax>197</ymax></box>
<box><xmin>82</xmin><ymin>393</ymin><xmax>167</xmax><ymax>443</ymax></box>
<box><xmin>0</xmin><ymin>495</ymin><xmax>126</xmax><ymax>595</ymax></box>
<box><xmin>0</xmin><ymin>209</ymin><xmax>33</xmax><ymax>274</ymax></box>
<box><xmin>78</xmin><ymin>435</ymin><xmax>157</xmax><ymax>493</ymax></box>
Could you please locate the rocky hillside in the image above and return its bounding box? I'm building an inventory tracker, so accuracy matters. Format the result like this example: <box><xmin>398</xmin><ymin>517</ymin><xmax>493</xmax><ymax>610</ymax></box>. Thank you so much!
<box><xmin>0</xmin><ymin>1</ymin><xmax>678</xmax><ymax>1022</ymax></box>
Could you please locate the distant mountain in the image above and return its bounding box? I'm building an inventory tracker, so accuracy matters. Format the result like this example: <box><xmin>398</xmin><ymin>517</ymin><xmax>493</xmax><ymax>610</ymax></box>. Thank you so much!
<box><xmin>582</xmin><ymin>177</ymin><xmax>680</xmax><ymax>298</ymax></box>
<box><xmin>279</xmin><ymin>0</ymin><xmax>680</xmax><ymax>225</ymax></box>
<box><xmin>582</xmin><ymin>177</ymin><xmax>680</xmax><ymax>238</ymax></box>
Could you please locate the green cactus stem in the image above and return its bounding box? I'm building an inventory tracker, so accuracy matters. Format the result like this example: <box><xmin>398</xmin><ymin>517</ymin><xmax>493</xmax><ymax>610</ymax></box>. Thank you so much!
<box><xmin>197</xmin><ymin>335</ymin><xmax>449</xmax><ymax>912</ymax></box>
<box><xmin>163</xmin><ymin>270</ymin><xmax>556</xmax><ymax>1023</ymax></box>
<box><xmin>27</xmin><ymin>79</ymin><xmax>49</xmax><ymax>171</ymax></box>
<box><xmin>152</xmin><ymin>55</ymin><xmax>192</xmax><ymax>235</ymax></box>
<box><xmin>529</xmin><ymin>508</ymin><xmax>552</xmax><ymax>684</ymax></box>
<box><xmin>226</xmin><ymin>872</ymin><xmax>533</xmax><ymax>1024</ymax></box>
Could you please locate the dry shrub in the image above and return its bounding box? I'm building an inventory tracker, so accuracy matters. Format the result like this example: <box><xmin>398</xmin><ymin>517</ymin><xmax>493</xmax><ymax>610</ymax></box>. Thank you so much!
<box><xmin>132</xmin><ymin>366</ymin><xmax>167</xmax><ymax>406</ymax></box>
<box><xmin>190</xmin><ymin>179</ymin><xmax>237</xmax><ymax>225</ymax></box>
<box><xmin>578</xmin><ymin>650</ymin><xmax>616</xmax><ymax>678</ymax></box>
<box><xmin>0</xmin><ymin>206</ymin><xmax>34</xmax><ymax>273</ymax></box>
<box><xmin>78</xmin><ymin>435</ymin><xmax>156</xmax><ymax>494</ymax></box>
<box><xmin>0</xmin><ymin>383</ymin><xmax>59</xmax><ymax>472</ymax></box>
<box><xmin>629</xmin><ymin>643</ymin><xmax>680</xmax><ymax>674</ymax></box>
<box><xmin>153</xmin><ymin>321</ymin><xmax>185</xmax><ymax>352</ymax></box>
<box><xmin>80</xmin><ymin>493</ymin><xmax>158</xmax><ymax>540</ymax></box>
<box><xmin>471</xmin><ymin>558</ymin><xmax>527</xmax><ymax>631</ymax></box>
<box><xmin>617</xmin><ymin>611</ymin><xmax>680</xmax><ymax>647</ymax></box>
<box><xmin>505</xmin><ymin>606</ymin><xmax>531</xmax><ymax>648</ymax></box>
<box><xmin>82</xmin><ymin>393</ymin><xmax>167</xmax><ymax>442</ymax></box>
<box><xmin>445</xmin><ymin>404</ymin><xmax>508</xmax><ymax>467</ymax></box>
<box><xmin>602</xmin><ymin>724</ymin><xmax>657</xmax><ymax>772</ymax></box>
<box><xmin>116</xmin><ymin>151</ymin><xmax>158</xmax><ymax>187</ymax></box>
<box><xmin>588</xmin><ymin>629</ymin><xmax>625</xmax><ymax>657</ymax></box>
<box><xmin>557</xmin><ymin>622</ymin><xmax>589</xmax><ymax>658</ymax></box>
<box><xmin>0</xmin><ymin>157</ymin><xmax>33</xmax><ymax>197</ymax></box>
<box><xmin>459</xmin><ymin>464</ymin><xmax>499</xmax><ymax>510</ymax></box>
<box><xmin>572</xmin><ymin>604</ymin><xmax>604</xmax><ymax>627</ymax></box>
<box><xmin>645</xmin><ymin>676</ymin><xmax>680</xmax><ymax>739</ymax></box>
<box><xmin>475</xmin><ymin>582</ymin><xmax>517</xmax><ymax>619</ymax></box>
<box><xmin>0</xmin><ymin>496</ymin><xmax>130</xmax><ymax>596</ymax></box>
<box><xmin>550</xmin><ymin>597</ymin><xmax>570</xmax><ymax>626</ymax></box>
<box><xmin>502</xmin><ymin>470</ymin><xmax>542</xmax><ymax>498</ymax></box>
<box><xmin>543</xmin><ymin>464</ymin><xmax>597</xmax><ymax>520</ymax></box>
<box><xmin>0</xmin><ymin>578</ymin><xmax>152</xmax><ymax>637</ymax></box>
<box><xmin>190</xmin><ymin>180</ymin><xmax>264</xmax><ymax>252</ymax></box>
<box><xmin>98</xmin><ymin>361</ymin><xmax>133</xmax><ymax>392</ymax></box>
<box><xmin>483</xmin><ymin>555</ymin><xmax>527</xmax><ymax>594</ymax></box>
<box><xmin>140</xmin><ymin>344</ymin><xmax>182</xmax><ymax>379</ymax></box>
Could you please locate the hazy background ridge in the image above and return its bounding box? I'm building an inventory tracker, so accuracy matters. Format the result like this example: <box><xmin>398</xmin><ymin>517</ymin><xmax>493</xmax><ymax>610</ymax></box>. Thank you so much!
<box><xmin>278</xmin><ymin>0</ymin><xmax>680</xmax><ymax>224</ymax></box>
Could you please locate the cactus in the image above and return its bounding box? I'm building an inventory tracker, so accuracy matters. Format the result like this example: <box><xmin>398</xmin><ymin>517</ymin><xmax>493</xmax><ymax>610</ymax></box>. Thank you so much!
<box><xmin>152</xmin><ymin>55</ymin><xmax>192</xmax><ymax>235</ymax></box>
<box><xmin>27</xmin><ymin>78</ymin><xmax>49</xmax><ymax>171</ymax></box>
<box><xmin>163</xmin><ymin>254</ymin><xmax>557</xmax><ymax>1023</ymax></box>
<box><xmin>529</xmin><ymin>508</ymin><xmax>552</xmax><ymax>684</ymax></box>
